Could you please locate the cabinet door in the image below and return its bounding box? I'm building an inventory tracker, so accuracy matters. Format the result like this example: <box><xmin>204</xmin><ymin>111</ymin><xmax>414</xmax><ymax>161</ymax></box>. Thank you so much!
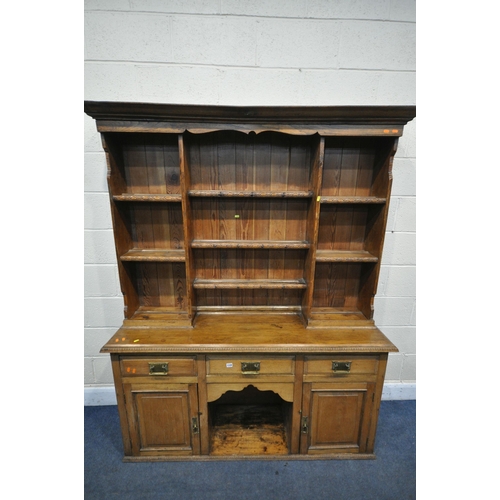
<box><xmin>124</xmin><ymin>383</ymin><xmax>200</xmax><ymax>457</ymax></box>
<box><xmin>300</xmin><ymin>383</ymin><xmax>374</xmax><ymax>455</ymax></box>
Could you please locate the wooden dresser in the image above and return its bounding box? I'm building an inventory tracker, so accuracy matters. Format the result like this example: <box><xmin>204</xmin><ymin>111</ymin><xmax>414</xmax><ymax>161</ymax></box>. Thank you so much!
<box><xmin>84</xmin><ymin>102</ymin><xmax>416</xmax><ymax>461</ymax></box>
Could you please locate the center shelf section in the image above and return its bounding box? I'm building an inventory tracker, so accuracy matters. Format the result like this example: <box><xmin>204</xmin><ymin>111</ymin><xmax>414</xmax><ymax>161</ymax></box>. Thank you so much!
<box><xmin>190</xmin><ymin>198</ymin><xmax>310</xmax><ymax>243</ymax></box>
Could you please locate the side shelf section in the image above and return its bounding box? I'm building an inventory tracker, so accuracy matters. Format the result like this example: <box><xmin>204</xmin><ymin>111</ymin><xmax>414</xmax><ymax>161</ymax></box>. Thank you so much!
<box><xmin>102</xmin><ymin>132</ymin><xmax>192</xmax><ymax>326</ymax></box>
<box><xmin>306</xmin><ymin>137</ymin><xmax>398</xmax><ymax>327</ymax></box>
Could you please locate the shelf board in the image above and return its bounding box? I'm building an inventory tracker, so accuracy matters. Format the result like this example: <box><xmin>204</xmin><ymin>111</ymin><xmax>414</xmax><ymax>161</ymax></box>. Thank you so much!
<box><xmin>195</xmin><ymin>305</ymin><xmax>302</xmax><ymax>313</ymax></box>
<box><xmin>120</xmin><ymin>249</ymin><xmax>185</xmax><ymax>262</ymax></box>
<box><xmin>193</xmin><ymin>278</ymin><xmax>307</xmax><ymax>290</ymax></box>
<box><xmin>319</xmin><ymin>196</ymin><xmax>386</xmax><ymax>204</ymax></box>
<box><xmin>306</xmin><ymin>308</ymin><xmax>372</xmax><ymax>328</ymax></box>
<box><xmin>191</xmin><ymin>239</ymin><xmax>310</xmax><ymax>250</ymax></box>
<box><xmin>188</xmin><ymin>190</ymin><xmax>313</xmax><ymax>198</ymax></box>
<box><xmin>113</xmin><ymin>194</ymin><xmax>182</xmax><ymax>202</ymax></box>
<box><xmin>315</xmin><ymin>250</ymin><xmax>378</xmax><ymax>263</ymax></box>
<box><xmin>124</xmin><ymin>307</ymin><xmax>192</xmax><ymax>327</ymax></box>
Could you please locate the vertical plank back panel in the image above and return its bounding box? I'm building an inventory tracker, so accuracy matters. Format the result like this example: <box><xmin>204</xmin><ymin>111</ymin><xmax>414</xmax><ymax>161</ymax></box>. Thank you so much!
<box><xmin>190</xmin><ymin>199</ymin><xmax>309</xmax><ymax>242</ymax></box>
<box><xmin>216</xmin><ymin>131</ymin><xmax>236</xmax><ymax>191</ymax></box>
<box><xmin>338</xmin><ymin>139</ymin><xmax>360</xmax><ymax>197</ymax></box>
<box><xmin>312</xmin><ymin>263</ymin><xmax>362</xmax><ymax>309</ymax></box>
<box><xmin>157</xmin><ymin>262</ymin><xmax>175</xmax><ymax>308</ymax></box>
<box><xmin>132</xmin><ymin>262</ymin><xmax>186</xmax><ymax>311</ymax></box>
<box><xmin>322</xmin><ymin>138</ymin><xmax>379</xmax><ymax>197</ymax></box>
<box><xmin>355</xmin><ymin>139</ymin><xmax>376</xmax><ymax>196</ymax></box>
<box><xmin>321</xmin><ymin>138</ymin><xmax>342</xmax><ymax>196</ymax></box>
<box><xmin>123</xmin><ymin>136</ymin><xmax>148</xmax><ymax>194</ymax></box>
<box><xmin>317</xmin><ymin>206</ymin><xmax>371</xmax><ymax>251</ymax></box>
<box><xmin>270</xmin><ymin>134</ymin><xmax>290</xmax><ymax>192</ymax></box>
<box><xmin>145</xmin><ymin>136</ymin><xmax>168</xmax><ymax>194</ymax></box>
<box><xmin>114</xmin><ymin>134</ymin><xmax>181</xmax><ymax>195</ymax></box>
<box><xmin>134</xmin><ymin>263</ymin><xmax>160</xmax><ymax>308</ymax></box>
<box><xmin>186</xmin><ymin>131</ymin><xmax>313</xmax><ymax>193</ymax></box>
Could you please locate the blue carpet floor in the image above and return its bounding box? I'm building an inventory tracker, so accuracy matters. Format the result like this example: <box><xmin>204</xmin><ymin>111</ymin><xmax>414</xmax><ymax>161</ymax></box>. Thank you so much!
<box><xmin>84</xmin><ymin>400</ymin><xmax>415</xmax><ymax>500</ymax></box>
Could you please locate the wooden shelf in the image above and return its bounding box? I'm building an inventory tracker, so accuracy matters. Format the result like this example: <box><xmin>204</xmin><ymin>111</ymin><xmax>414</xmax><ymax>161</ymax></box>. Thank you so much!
<box><xmin>319</xmin><ymin>196</ymin><xmax>386</xmax><ymax>204</ymax></box>
<box><xmin>188</xmin><ymin>190</ymin><xmax>313</xmax><ymax>198</ymax></box>
<box><xmin>124</xmin><ymin>307</ymin><xmax>192</xmax><ymax>327</ymax></box>
<box><xmin>306</xmin><ymin>309</ymin><xmax>372</xmax><ymax>328</ymax></box>
<box><xmin>193</xmin><ymin>278</ymin><xmax>307</xmax><ymax>290</ymax></box>
<box><xmin>113</xmin><ymin>194</ymin><xmax>182</xmax><ymax>202</ymax></box>
<box><xmin>315</xmin><ymin>250</ymin><xmax>378</xmax><ymax>263</ymax></box>
<box><xmin>195</xmin><ymin>305</ymin><xmax>302</xmax><ymax>313</ymax></box>
<box><xmin>120</xmin><ymin>249</ymin><xmax>185</xmax><ymax>262</ymax></box>
<box><xmin>191</xmin><ymin>240</ymin><xmax>310</xmax><ymax>250</ymax></box>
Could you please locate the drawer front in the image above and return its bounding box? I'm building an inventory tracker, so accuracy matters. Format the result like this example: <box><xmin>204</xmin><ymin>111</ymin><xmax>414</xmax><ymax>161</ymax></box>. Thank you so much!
<box><xmin>120</xmin><ymin>356</ymin><xmax>197</xmax><ymax>377</ymax></box>
<box><xmin>207</xmin><ymin>355</ymin><xmax>295</xmax><ymax>377</ymax></box>
<box><xmin>304</xmin><ymin>355</ymin><xmax>378</xmax><ymax>377</ymax></box>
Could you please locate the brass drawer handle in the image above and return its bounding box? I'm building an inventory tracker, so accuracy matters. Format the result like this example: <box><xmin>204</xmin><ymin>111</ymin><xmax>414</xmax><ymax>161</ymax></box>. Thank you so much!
<box><xmin>241</xmin><ymin>362</ymin><xmax>260</xmax><ymax>374</ymax></box>
<box><xmin>149</xmin><ymin>362</ymin><xmax>169</xmax><ymax>375</ymax></box>
<box><xmin>332</xmin><ymin>361</ymin><xmax>351</xmax><ymax>373</ymax></box>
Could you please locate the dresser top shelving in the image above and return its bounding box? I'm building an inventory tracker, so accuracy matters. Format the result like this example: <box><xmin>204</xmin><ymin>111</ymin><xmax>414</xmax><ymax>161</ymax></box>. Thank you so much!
<box><xmin>85</xmin><ymin>101</ymin><xmax>415</xmax><ymax>334</ymax></box>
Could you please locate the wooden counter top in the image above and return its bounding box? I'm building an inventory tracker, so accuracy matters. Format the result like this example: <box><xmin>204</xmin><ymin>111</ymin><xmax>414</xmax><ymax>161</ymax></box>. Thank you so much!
<box><xmin>101</xmin><ymin>313</ymin><xmax>398</xmax><ymax>354</ymax></box>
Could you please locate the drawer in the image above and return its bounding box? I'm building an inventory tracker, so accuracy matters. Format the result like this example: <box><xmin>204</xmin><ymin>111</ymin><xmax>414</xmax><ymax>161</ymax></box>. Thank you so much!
<box><xmin>120</xmin><ymin>356</ymin><xmax>197</xmax><ymax>377</ymax></box>
<box><xmin>206</xmin><ymin>355</ymin><xmax>295</xmax><ymax>377</ymax></box>
<box><xmin>304</xmin><ymin>355</ymin><xmax>378</xmax><ymax>377</ymax></box>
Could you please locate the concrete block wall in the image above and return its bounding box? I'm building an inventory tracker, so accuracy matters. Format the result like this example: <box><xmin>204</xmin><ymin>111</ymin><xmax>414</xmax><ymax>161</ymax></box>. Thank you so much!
<box><xmin>84</xmin><ymin>0</ymin><xmax>416</xmax><ymax>403</ymax></box>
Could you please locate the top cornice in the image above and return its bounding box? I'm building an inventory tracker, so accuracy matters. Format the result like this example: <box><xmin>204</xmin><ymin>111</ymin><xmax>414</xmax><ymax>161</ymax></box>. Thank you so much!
<box><xmin>84</xmin><ymin>101</ymin><xmax>416</xmax><ymax>125</ymax></box>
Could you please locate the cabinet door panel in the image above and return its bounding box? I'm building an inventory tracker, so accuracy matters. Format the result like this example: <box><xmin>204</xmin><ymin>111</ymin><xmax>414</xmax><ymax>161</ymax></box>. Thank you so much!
<box><xmin>126</xmin><ymin>383</ymin><xmax>200</xmax><ymax>456</ymax></box>
<box><xmin>310</xmin><ymin>391</ymin><xmax>364</xmax><ymax>450</ymax></box>
<box><xmin>136</xmin><ymin>393</ymin><xmax>190</xmax><ymax>449</ymax></box>
<box><xmin>301</xmin><ymin>383</ymin><xmax>372</xmax><ymax>455</ymax></box>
